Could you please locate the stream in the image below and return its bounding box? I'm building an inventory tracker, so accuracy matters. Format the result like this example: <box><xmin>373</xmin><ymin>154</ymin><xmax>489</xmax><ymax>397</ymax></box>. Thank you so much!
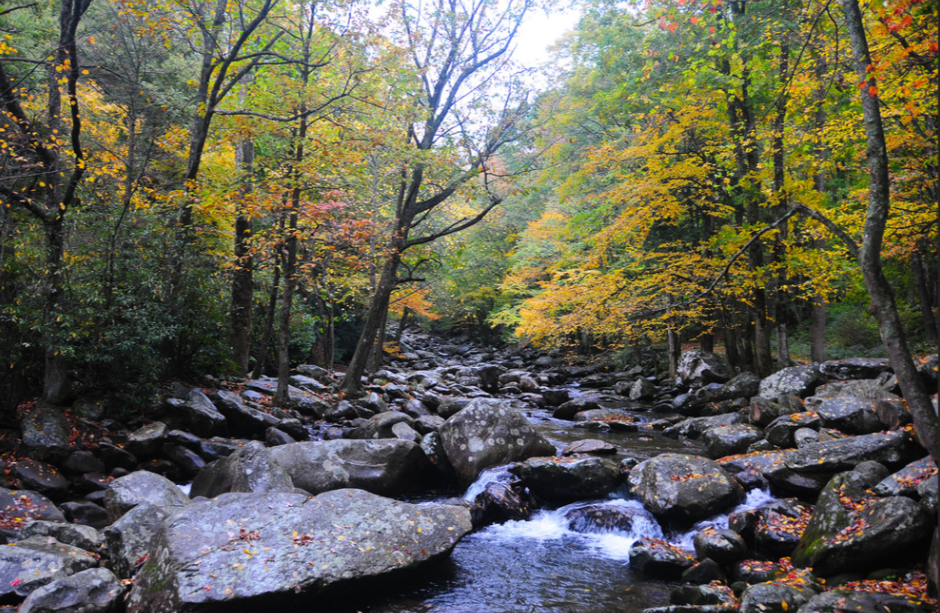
<box><xmin>314</xmin><ymin>393</ymin><xmax>777</xmax><ymax>613</ymax></box>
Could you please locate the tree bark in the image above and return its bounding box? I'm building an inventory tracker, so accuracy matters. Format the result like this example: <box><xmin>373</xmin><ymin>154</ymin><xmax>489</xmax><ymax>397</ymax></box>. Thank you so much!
<box><xmin>912</xmin><ymin>244</ymin><xmax>939</xmax><ymax>342</ymax></box>
<box><xmin>229</xmin><ymin>131</ymin><xmax>255</xmax><ymax>376</ymax></box>
<box><xmin>810</xmin><ymin>55</ymin><xmax>828</xmax><ymax>363</ymax></box>
<box><xmin>841</xmin><ymin>0</ymin><xmax>939</xmax><ymax>462</ymax></box>
<box><xmin>251</xmin><ymin>263</ymin><xmax>279</xmax><ymax>380</ymax></box>
<box><xmin>772</xmin><ymin>22</ymin><xmax>791</xmax><ymax>370</ymax></box>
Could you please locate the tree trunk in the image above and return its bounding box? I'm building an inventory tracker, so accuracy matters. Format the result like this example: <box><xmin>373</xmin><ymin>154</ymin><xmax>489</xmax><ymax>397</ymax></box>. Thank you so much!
<box><xmin>42</xmin><ymin>218</ymin><xmax>70</xmax><ymax>405</ymax></box>
<box><xmin>810</xmin><ymin>55</ymin><xmax>828</xmax><ymax>364</ymax></box>
<box><xmin>368</xmin><ymin>305</ymin><xmax>389</xmax><ymax>374</ymax></box>
<box><xmin>842</xmin><ymin>0</ymin><xmax>939</xmax><ymax>462</ymax></box>
<box><xmin>229</xmin><ymin>134</ymin><xmax>255</xmax><ymax>376</ymax></box>
<box><xmin>251</xmin><ymin>263</ymin><xmax>280</xmax><ymax>380</ymax></box>
<box><xmin>912</xmin><ymin>245</ymin><xmax>939</xmax><ymax>342</ymax></box>
<box><xmin>395</xmin><ymin>307</ymin><xmax>412</xmax><ymax>344</ymax></box>
<box><xmin>700</xmin><ymin>334</ymin><xmax>714</xmax><ymax>353</ymax></box>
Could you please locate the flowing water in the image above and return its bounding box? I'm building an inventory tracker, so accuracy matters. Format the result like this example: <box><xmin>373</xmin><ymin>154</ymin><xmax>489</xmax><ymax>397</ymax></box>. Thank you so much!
<box><xmin>316</xmin><ymin>394</ymin><xmax>774</xmax><ymax>613</ymax></box>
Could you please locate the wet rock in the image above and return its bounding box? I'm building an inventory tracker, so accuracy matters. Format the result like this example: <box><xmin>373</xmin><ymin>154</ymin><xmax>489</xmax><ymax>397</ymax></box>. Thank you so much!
<box><xmin>791</xmin><ymin>473</ymin><xmax>932</xmax><ymax>575</ymax></box>
<box><xmin>197</xmin><ymin>437</ymin><xmax>247</xmax><ymax>461</ymax></box>
<box><xmin>665</xmin><ymin>413</ymin><xmax>746</xmax><ymax>440</ymax></box>
<box><xmin>794</xmin><ymin>428</ymin><xmax>818</xmax><ymax>448</ymax></box>
<box><xmin>510</xmin><ymin>456</ymin><xmax>622</xmax><ymax>502</ymax></box>
<box><xmin>439</xmin><ymin>398</ymin><xmax>555</xmax><ymax>486</ymax></box>
<box><xmin>681</xmin><ymin>558</ymin><xmax>726</xmax><ymax>585</ymax></box>
<box><xmin>564</xmin><ymin>502</ymin><xmax>657</xmax><ymax>534</ymax></box>
<box><xmin>62</xmin><ymin>451</ymin><xmax>105</xmax><ymax>475</ymax></box>
<box><xmin>126</xmin><ymin>490</ymin><xmax>473</xmax><ymax>613</ymax></box>
<box><xmin>703</xmin><ymin>424</ymin><xmax>764</xmax><ymax>459</ymax></box>
<box><xmin>630</xmin><ymin>378</ymin><xmax>656</xmax><ymax>401</ymax></box>
<box><xmin>918</xmin><ymin>475</ymin><xmax>937</xmax><ymax>516</ymax></box>
<box><xmin>401</xmin><ymin>398</ymin><xmax>432</xmax><ymax>418</ymax></box>
<box><xmin>692</xmin><ymin>527</ymin><xmax>749</xmax><ymax>566</ymax></box>
<box><xmin>191</xmin><ymin>440</ymin><xmax>293</xmax><ymax>499</ymax></box>
<box><xmin>413</xmin><ymin>414</ymin><xmax>445</xmax><ymax>434</ymax></box>
<box><xmin>99</xmin><ymin>439</ymin><xmax>140</xmax><ymax>471</ymax></box>
<box><xmin>815</xmin><ymin>397</ymin><xmax>883</xmax><ymax>435</ymax></box>
<box><xmin>213</xmin><ymin>390</ymin><xmax>280</xmax><ymax>435</ymax></box>
<box><xmin>820</xmin><ymin>358</ymin><xmax>892</xmax><ymax>380</ymax></box>
<box><xmin>542</xmin><ymin>389</ymin><xmax>571</xmax><ymax>407</ymax></box>
<box><xmin>553</xmin><ymin>398</ymin><xmax>602</xmax><ymax>420</ymax></box>
<box><xmin>437</xmin><ymin>397</ymin><xmax>473</xmax><ymax>419</ymax></box>
<box><xmin>749</xmin><ymin>397</ymin><xmax>801</xmax><ymax>427</ymax></box>
<box><xmin>391</xmin><ymin>421</ymin><xmax>421</xmax><ymax>442</ymax></box>
<box><xmin>477</xmin><ymin>365</ymin><xmax>506</xmax><ymax>394</ymax></box>
<box><xmin>676</xmin><ymin>351</ymin><xmax>732</xmax><ymax>387</ymax></box>
<box><xmin>0</xmin><ymin>537</ymin><xmax>99</xmax><ymax>600</ymax></box>
<box><xmin>358</xmin><ymin>391</ymin><xmax>388</xmax><ymax>415</ymax></box>
<box><xmin>687</xmin><ymin>373</ymin><xmax>762</xmax><ymax>412</ymax></box>
<box><xmin>272</xmin><ymin>418</ymin><xmax>307</xmax><ymax>441</ymax></box>
<box><xmin>60</xmin><ymin>501</ymin><xmax>108</xmax><ymax>530</ymax></box>
<box><xmin>629</xmin><ymin>537</ymin><xmax>696</xmax><ymax>578</ymax></box>
<box><xmin>739</xmin><ymin>580</ymin><xmax>818</xmax><ymax>613</ymax></box>
<box><xmin>104</xmin><ymin>471</ymin><xmax>191</xmax><ymax>522</ymax></box>
<box><xmin>731</xmin><ymin>559</ymin><xmax>788</xmax><ymax>584</ymax></box>
<box><xmin>323</xmin><ymin>400</ymin><xmax>359</xmax><ymax>422</ymax></box>
<box><xmin>72</xmin><ymin>398</ymin><xmax>105</xmax><ymax>421</ymax></box>
<box><xmin>264</xmin><ymin>427</ymin><xmax>295</xmax><ymax>447</ymax></box>
<box><xmin>163</xmin><ymin>391</ymin><xmax>227</xmax><ymax>438</ymax></box>
<box><xmin>798</xmin><ymin>590</ymin><xmax>934</xmax><ymax>613</ymax></box>
<box><xmin>763</xmin><ymin>463</ymin><xmax>834</xmax><ymax>498</ymax></box>
<box><xmin>872</xmin><ymin>456</ymin><xmax>937</xmax><ymax>497</ymax></box>
<box><xmin>562</xmin><ymin>439</ymin><xmax>617</xmax><ymax>456</ymax></box>
<box><xmin>12</xmin><ymin>459</ymin><xmax>69</xmax><ymax>500</ymax></box>
<box><xmin>764</xmin><ymin>412</ymin><xmax>820</xmax><ymax>448</ymax></box>
<box><xmin>296</xmin><ymin>364</ymin><xmax>330</xmax><ymax>382</ymax></box>
<box><xmin>163</xmin><ymin>444</ymin><xmax>206</xmax><ymax>477</ymax></box>
<box><xmin>350</xmin><ymin>411</ymin><xmax>414</xmax><ymax>440</ymax></box>
<box><xmin>754</xmin><ymin>499</ymin><xmax>812</xmax><ymax>557</ymax></box>
<box><xmin>124</xmin><ymin>422</ymin><xmax>168</xmax><ymax>458</ymax></box>
<box><xmin>671</xmin><ymin>583</ymin><xmax>737</xmax><ymax>606</ymax></box>
<box><xmin>17</xmin><ymin>567</ymin><xmax>124</xmax><ymax>613</ymax></box>
<box><xmin>243</xmin><ymin>379</ymin><xmax>322</xmax><ymax>415</ymax></box>
<box><xmin>0</xmin><ymin>487</ymin><xmax>66</xmax><ymax>538</ymax></box>
<box><xmin>477</xmin><ymin>482</ymin><xmax>530</xmax><ymax>523</ymax></box>
<box><xmin>784</xmin><ymin>430</ymin><xmax>920</xmax><ymax>474</ymax></box>
<box><xmin>876</xmin><ymin>397</ymin><xmax>913</xmax><ymax>431</ymax></box>
<box><xmin>21</xmin><ymin>408</ymin><xmax>72</xmax><ymax>463</ymax></box>
<box><xmin>628</xmin><ymin>454</ymin><xmax>744</xmax><ymax>523</ymax></box>
<box><xmin>271</xmin><ymin>439</ymin><xmax>429</xmax><ymax>496</ymax></box>
<box><xmin>758</xmin><ymin>365</ymin><xmax>826</xmax><ymax>401</ymax></box>
<box><xmin>19</xmin><ymin>521</ymin><xmax>103</xmax><ymax>553</ymax></box>
<box><xmin>105</xmin><ymin>502</ymin><xmax>169</xmax><ymax>579</ymax></box>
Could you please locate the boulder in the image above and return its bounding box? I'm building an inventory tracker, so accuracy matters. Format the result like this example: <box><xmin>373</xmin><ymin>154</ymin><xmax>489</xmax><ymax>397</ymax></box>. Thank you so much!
<box><xmin>819</xmin><ymin>357</ymin><xmax>892</xmax><ymax>380</ymax></box>
<box><xmin>509</xmin><ymin>456</ymin><xmax>622</xmax><ymax>502</ymax></box>
<box><xmin>61</xmin><ymin>450</ymin><xmax>105</xmax><ymax>475</ymax></box>
<box><xmin>17</xmin><ymin>567</ymin><xmax>125</xmax><ymax>613</ymax></box>
<box><xmin>163</xmin><ymin>444</ymin><xmax>206</xmax><ymax>476</ymax></box>
<box><xmin>0</xmin><ymin>537</ymin><xmax>99</xmax><ymax>600</ymax></box>
<box><xmin>190</xmin><ymin>441</ymin><xmax>293</xmax><ymax>499</ymax></box>
<box><xmin>59</xmin><ymin>501</ymin><xmax>108</xmax><ymax>530</ymax></box>
<box><xmin>358</xmin><ymin>391</ymin><xmax>388</xmax><ymax>415</ymax></box>
<box><xmin>476</xmin><ymin>482</ymin><xmax>530</xmax><ymax>523</ymax></box>
<box><xmin>629</xmin><ymin>537</ymin><xmax>696</xmax><ymax>578</ymax></box>
<box><xmin>876</xmin><ymin>397</ymin><xmax>913</xmax><ymax>430</ymax></box>
<box><xmin>664</xmin><ymin>413</ymin><xmax>745</xmax><ymax>440</ymax></box>
<box><xmin>105</xmin><ymin>502</ymin><xmax>169</xmax><ymax>578</ymax></box>
<box><xmin>103</xmin><ymin>471</ymin><xmax>191</xmax><ymax>522</ymax></box>
<box><xmin>12</xmin><ymin>459</ymin><xmax>69</xmax><ymax>500</ymax></box>
<box><xmin>791</xmin><ymin>473</ymin><xmax>932</xmax><ymax>575</ymax></box>
<box><xmin>797</xmin><ymin>590</ymin><xmax>934</xmax><ymax>613</ymax></box>
<box><xmin>163</xmin><ymin>391</ymin><xmax>227</xmax><ymax>438</ymax></box>
<box><xmin>676</xmin><ymin>351</ymin><xmax>732</xmax><ymax>387</ymax></box>
<box><xmin>439</xmin><ymin>398</ymin><xmax>556</xmax><ymax>486</ymax></box>
<box><xmin>19</xmin><ymin>521</ymin><xmax>103</xmax><ymax>553</ymax></box>
<box><xmin>126</xmin><ymin>490</ymin><xmax>473</xmax><ymax>613</ymax></box>
<box><xmin>687</xmin><ymin>373</ymin><xmax>762</xmax><ymax>411</ymax></box>
<box><xmin>739</xmin><ymin>580</ymin><xmax>818</xmax><ymax>613</ymax></box>
<box><xmin>553</xmin><ymin>398</ymin><xmax>601</xmax><ymax>420</ymax></box>
<box><xmin>564</xmin><ymin>502</ymin><xmax>660</xmax><ymax>534</ymax></box>
<box><xmin>124</xmin><ymin>422</ymin><xmax>168</xmax><ymax>458</ymax></box>
<box><xmin>349</xmin><ymin>411</ymin><xmax>414</xmax><ymax>440</ymax></box>
<box><xmin>671</xmin><ymin>584</ymin><xmax>738</xmax><ymax>606</ymax></box>
<box><xmin>21</xmin><ymin>408</ymin><xmax>72</xmax><ymax>463</ymax></box>
<box><xmin>692</xmin><ymin>527</ymin><xmax>749</xmax><ymax>566</ymax></box>
<box><xmin>764</xmin><ymin>412</ymin><xmax>820</xmax><ymax>448</ymax></box>
<box><xmin>213</xmin><ymin>390</ymin><xmax>280</xmax><ymax>435</ymax></box>
<box><xmin>630</xmin><ymin>378</ymin><xmax>656</xmax><ymax>401</ymax></box>
<box><xmin>628</xmin><ymin>454</ymin><xmax>744</xmax><ymax>523</ymax></box>
<box><xmin>748</xmin><ymin>397</ymin><xmax>800</xmax><ymax>427</ymax></box>
<box><xmin>703</xmin><ymin>424</ymin><xmax>764</xmax><ymax>459</ymax></box>
<box><xmin>758</xmin><ymin>365</ymin><xmax>826</xmax><ymax>400</ymax></box>
<box><xmin>754</xmin><ymin>499</ymin><xmax>812</xmax><ymax>557</ymax></box>
<box><xmin>562</xmin><ymin>439</ymin><xmax>617</xmax><ymax>456</ymax></box>
<box><xmin>391</xmin><ymin>421</ymin><xmax>421</xmax><ymax>442</ymax></box>
<box><xmin>815</xmin><ymin>397</ymin><xmax>883</xmax><ymax>434</ymax></box>
<box><xmin>271</xmin><ymin>439</ymin><xmax>429</xmax><ymax>496</ymax></box>
<box><xmin>0</xmin><ymin>487</ymin><xmax>66</xmax><ymax>538</ymax></box>
<box><xmin>784</xmin><ymin>430</ymin><xmax>920</xmax><ymax>474</ymax></box>
<box><xmin>872</xmin><ymin>456</ymin><xmax>937</xmax><ymax>497</ymax></box>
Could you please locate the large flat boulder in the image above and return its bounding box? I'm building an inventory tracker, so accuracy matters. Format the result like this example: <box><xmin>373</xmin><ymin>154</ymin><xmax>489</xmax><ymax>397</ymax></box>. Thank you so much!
<box><xmin>815</xmin><ymin>397</ymin><xmax>882</xmax><ymax>434</ymax></box>
<box><xmin>270</xmin><ymin>439</ymin><xmax>429</xmax><ymax>496</ymax></box>
<box><xmin>191</xmin><ymin>440</ymin><xmax>293</xmax><ymax>499</ymax></box>
<box><xmin>628</xmin><ymin>454</ymin><xmax>744</xmax><ymax>523</ymax></box>
<box><xmin>103</xmin><ymin>471</ymin><xmax>191</xmax><ymax>522</ymax></box>
<box><xmin>758</xmin><ymin>365</ymin><xmax>826</xmax><ymax>400</ymax></box>
<box><xmin>21</xmin><ymin>408</ymin><xmax>72</xmax><ymax>463</ymax></box>
<box><xmin>439</xmin><ymin>398</ymin><xmax>555</xmax><ymax>486</ymax></box>
<box><xmin>819</xmin><ymin>358</ymin><xmax>892</xmax><ymax>380</ymax></box>
<box><xmin>509</xmin><ymin>456</ymin><xmax>622</xmax><ymax>502</ymax></box>
<box><xmin>0</xmin><ymin>537</ymin><xmax>99</xmax><ymax>600</ymax></box>
<box><xmin>0</xmin><ymin>487</ymin><xmax>66</xmax><ymax>539</ymax></box>
<box><xmin>18</xmin><ymin>567</ymin><xmax>125</xmax><ymax>613</ymax></box>
<box><xmin>125</xmin><ymin>489</ymin><xmax>473</xmax><ymax>613</ymax></box>
<box><xmin>784</xmin><ymin>430</ymin><xmax>921</xmax><ymax>474</ymax></box>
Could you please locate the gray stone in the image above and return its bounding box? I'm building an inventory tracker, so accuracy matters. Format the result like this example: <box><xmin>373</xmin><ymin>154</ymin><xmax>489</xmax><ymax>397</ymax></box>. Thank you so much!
<box><xmin>765</xmin><ymin>412</ymin><xmax>820</xmax><ymax>448</ymax></box>
<box><xmin>436</xmin><ymin>397</ymin><xmax>473</xmax><ymax>419</ymax></box>
<box><xmin>213</xmin><ymin>390</ymin><xmax>280</xmax><ymax>435</ymax></box>
<box><xmin>62</xmin><ymin>451</ymin><xmax>105</xmax><ymax>475</ymax></box>
<box><xmin>19</xmin><ymin>521</ymin><xmax>103</xmax><ymax>553</ymax></box>
<box><xmin>676</xmin><ymin>351</ymin><xmax>732</xmax><ymax>387</ymax></box>
<box><xmin>665</xmin><ymin>412</ymin><xmax>745</xmax><ymax>440</ymax></box>
<box><xmin>104</xmin><ymin>471</ymin><xmax>191</xmax><ymax>522</ymax></box>
<box><xmin>163</xmin><ymin>390</ymin><xmax>227</xmax><ymax>438</ymax></box>
<box><xmin>0</xmin><ymin>537</ymin><xmax>99</xmax><ymax>600</ymax></box>
<box><xmin>872</xmin><ymin>456</ymin><xmax>937</xmax><ymax>497</ymax></box>
<box><xmin>439</xmin><ymin>398</ymin><xmax>556</xmax><ymax>486</ymax></box>
<box><xmin>59</xmin><ymin>501</ymin><xmax>108</xmax><ymax>530</ymax></box>
<box><xmin>0</xmin><ymin>487</ymin><xmax>66</xmax><ymax>538</ymax></box>
<box><xmin>564</xmin><ymin>503</ymin><xmax>655</xmax><ymax>533</ymax></box>
<box><xmin>784</xmin><ymin>430</ymin><xmax>920</xmax><ymax>474</ymax></box>
<box><xmin>553</xmin><ymin>398</ymin><xmax>602</xmax><ymax>420</ymax></box>
<box><xmin>191</xmin><ymin>440</ymin><xmax>294</xmax><ymax>499</ymax></box>
<box><xmin>815</xmin><ymin>397</ymin><xmax>882</xmax><ymax>434</ymax></box>
<box><xmin>630</xmin><ymin>377</ymin><xmax>657</xmax><ymax>401</ymax></box>
<box><xmin>12</xmin><ymin>459</ymin><xmax>69</xmax><ymax>500</ymax></box>
<box><xmin>350</xmin><ymin>411</ymin><xmax>414</xmax><ymax>440</ymax></box>
<box><xmin>562</xmin><ymin>439</ymin><xmax>617</xmax><ymax>456</ymax></box>
<box><xmin>819</xmin><ymin>358</ymin><xmax>892</xmax><ymax>380</ymax></box>
<box><xmin>749</xmin><ymin>397</ymin><xmax>800</xmax><ymax>427</ymax></box>
<box><xmin>271</xmin><ymin>439</ymin><xmax>429</xmax><ymax>496</ymax></box>
<box><xmin>628</xmin><ymin>454</ymin><xmax>744</xmax><ymax>523</ymax></box>
<box><xmin>739</xmin><ymin>580</ymin><xmax>818</xmax><ymax>613</ymax></box>
<box><xmin>510</xmin><ymin>456</ymin><xmax>622</xmax><ymax>502</ymax></box>
<box><xmin>18</xmin><ymin>567</ymin><xmax>124</xmax><ymax>613</ymax></box>
<box><xmin>21</xmin><ymin>408</ymin><xmax>72</xmax><ymax>463</ymax></box>
<box><xmin>629</xmin><ymin>537</ymin><xmax>696</xmax><ymax>578</ymax></box>
<box><xmin>163</xmin><ymin>444</ymin><xmax>206</xmax><ymax>476</ymax></box>
<box><xmin>390</xmin><ymin>421</ymin><xmax>421</xmax><ymax>442</ymax></box>
<box><xmin>703</xmin><ymin>424</ymin><xmax>764</xmax><ymax>459</ymax></box>
<box><xmin>105</xmin><ymin>502</ymin><xmax>169</xmax><ymax>578</ymax></box>
<box><xmin>758</xmin><ymin>365</ymin><xmax>826</xmax><ymax>401</ymax></box>
<box><xmin>692</xmin><ymin>527</ymin><xmax>749</xmax><ymax>566</ymax></box>
<box><xmin>794</xmin><ymin>427</ymin><xmax>818</xmax><ymax>448</ymax></box>
<box><xmin>124</xmin><ymin>422</ymin><xmax>168</xmax><ymax>458</ymax></box>
<box><xmin>125</xmin><ymin>490</ymin><xmax>473</xmax><ymax>613</ymax></box>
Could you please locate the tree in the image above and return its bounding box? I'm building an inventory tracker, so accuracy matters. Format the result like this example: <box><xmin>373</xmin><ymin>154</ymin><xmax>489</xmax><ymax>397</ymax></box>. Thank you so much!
<box><xmin>340</xmin><ymin>0</ymin><xmax>532</xmax><ymax>394</ymax></box>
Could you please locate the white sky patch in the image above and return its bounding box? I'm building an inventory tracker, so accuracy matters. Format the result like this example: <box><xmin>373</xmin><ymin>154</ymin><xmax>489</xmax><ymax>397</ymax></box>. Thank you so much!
<box><xmin>513</xmin><ymin>6</ymin><xmax>580</xmax><ymax>69</ymax></box>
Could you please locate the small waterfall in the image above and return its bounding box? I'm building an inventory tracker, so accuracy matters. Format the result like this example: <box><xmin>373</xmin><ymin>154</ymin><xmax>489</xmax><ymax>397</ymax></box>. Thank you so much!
<box><xmin>463</xmin><ymin>464</ymin><xmax>515</xmax><ymax>501</ymax></box>
<box><xmin>672</xmin><ymin>487</ymin><xmax>777</xmax><ymax>551</ymax></box>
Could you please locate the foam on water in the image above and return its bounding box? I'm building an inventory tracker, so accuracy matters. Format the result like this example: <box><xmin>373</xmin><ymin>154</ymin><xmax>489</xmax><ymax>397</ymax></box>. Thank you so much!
<box><xmin>463</xmin><ymin>464</ymin><xmax>514</xmax><ymax>501</ymax></box>
<box><xmin>673</xmin><ymin>487</ymin><xmax>776</xmax><ymax>551</ymax></box>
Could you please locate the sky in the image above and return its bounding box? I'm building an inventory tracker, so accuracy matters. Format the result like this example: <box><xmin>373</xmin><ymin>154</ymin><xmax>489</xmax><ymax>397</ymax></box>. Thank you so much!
<box><xmin>512</xmin><ymin>6</ymin><xmax>581</xmax><ymax>68</ymax></box>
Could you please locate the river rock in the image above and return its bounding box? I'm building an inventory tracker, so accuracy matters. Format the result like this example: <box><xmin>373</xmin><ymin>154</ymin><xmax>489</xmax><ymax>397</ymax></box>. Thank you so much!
<box><xmin>0</xmin><ymin>487</ymin><xmax>66</xmax><ymax>538</ymax></box>
<box><xmin>797</xmin><ymin>590</ymin><xmax>934</xmax><ymax>613</ymax></box>
<box><xmin>629</xmin><ymin>537</ymin><xmax>696</xmax><ymax>578</ymax></box>
<box><xmin>815</xmin><ymin>397</ymin><xmax>882</xmax><ymax>434</ymax></box>
<box><xmin>124</xmin><ymin>422</ymin><xmax>168</xmax><ymax>458</ymax></box>
<box><xmin>630</xmin><ymin>378</ymin><xmax>656</xmax><ymax>401</ymax></box>
<box><xmin>477</xmin><ymin>482</ymin><xmax>530</xmax><ymax>523</ymax></box>
<box><xmin>872</xmin><ymin>456</ymin><xmax>937</xmax><ymax>497</ymax></box>
<box><xmin>758</xmin><ymin>365</ymin><xmax>826</xmax><ymax>400</ymax></box>
<box><xmin>17</xmin><ymin>567</ymin><xmax>125</xmax><ymax>613</ymax></box>
<box><xmin>563</xmin><ymin>439</ymin><xmax>617</xmax><ymax>456</ymax></box>
<box><xmin>670</xmin><ymin>584</ymin><xmax>737</xmax><ymax>606</ymax></box>
<box><xmin>439</xmin><ymin>398</ymin><xmax>555</xmax><ymax>485</ymax></box>
<box><xmin>60</xmin><ymin>501</ymin><xmax>108</xmax><ymax>530</ymax></box>
<box><xmin>105</xmin><ymin>502</ymin><xmax>169</xmax><ymax>578</ymax></box>
<box><xmin>271</xmin><ymin>439</ymin><xmax>429</xmax><ymax>496</ymax></box>
<box><xmin>564</xmin><ymin>502</ymin><xmax>659</xmax><ymax>534</ymax></box>
<box><xmin>12</xmin><ymin>459</ymin><xmax>69</xmax><ymax>501</ymax></box>
<box><xmin>350</xmin><ymin>411</ymin><xmax>414</xmax><ymax>440</ymax></box>
<box><xmin>21</xmin><ymin>408</ymin><xmax>72</xmax><ymax>464</ymax></box>
<box><xmin>125</xmin><ymin>489</ymin><xmax>473</xmax><ymax>613</ymax></box>
<box><xmin>437</xmin><ymin>397</ymin><xmax>473</xmax><ymax>419</ymax></box>
<box><xmin>163</xmin><ymin>444</ymin><xmax>206</xmax><ymax>476</ymax></box>
<box><xmin>664</xmin><ymin>413</ymin><xmax>745</xmax><ymax>440</ymax></box>
<box><xmin>739</xmin><ymin>580</ymin><xmax>818</xmax><ymax>613</ymax></box>
<box><xmin>163</xmin><ymin>390</ymin><xmax>227</xmax><ymax>438</ymax></box>
<box><xmin>703</xmin><ymin>424</ymin><xmax>764</xmax><ymax>459</ymax></box>
<box><xmin>748</xmin><ymin>397</ymin><xmax>801</xmax><ymax>427</ymax></box>
<box><xmin>20</xmin><ymin>521</ymin><xmax>103</xmax><ymax>553</ymax></box>
<box><xmin>754</xmin><ymin>499</ymin><xmax>812</xmax><ymax>557</ymax></box>
<box><xmin>791</xmin><ymin>473</ymin><xmax>932</xmax><ymax>575</ymax></box>
<box><xmin>0</xmin><ymin>537</ymin><xmax>99</xmax><ymax>600</ymax></box>
<box><xmin>784</xmin><ymin>430</ymin><xmax>920</xmax><ymax>474</ymax></box>
<box><xmin>819</xmin><ymin>358</ymin><xmax>892</xmax><ymax>380</ymax></box>
<box><xmin>510</xmin><ymin>456</ymin><xmax>622</xmax><ymax>502</ymax></box>
<box><xmin>764</xmin><ymin>412</ymin><xmax>820</xmax><ymax>448</ymax></box>
<box><xmin>553</xmin><ymin>398</ymin><xmax>601</xmax><ymax>420</ymax></box>
<box><xmin>692</xmin><ymin>527</ymin><xmax>748</xmax><ymax>566</ymax></box>
<box><xmin>191</xmin><ymin>440</ymin><xmax>293</xmax><ymax>499</ymax></box>
<box><xmin>103</xmin><ymin>471</ymin><xmax>191</xmax><ymax>522</ymax></box>
<box><xmin>213</xmin><ymin>390</ymin><xmax>280</xmax><ymax>435</ymax></box>
<box><xmin>628</xmin><ymin>454</ymin><xmax>744</xmax><ymax>523</ymax></box>
<box><xmin>676</xmin><ymin>351</ymin><xmax>732</xmax><ymax>387</ymax></box>
<box><xmin>687</xmin><ymin>373</ymin><xmax>762</xmax><ymax>412</ymax></box>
